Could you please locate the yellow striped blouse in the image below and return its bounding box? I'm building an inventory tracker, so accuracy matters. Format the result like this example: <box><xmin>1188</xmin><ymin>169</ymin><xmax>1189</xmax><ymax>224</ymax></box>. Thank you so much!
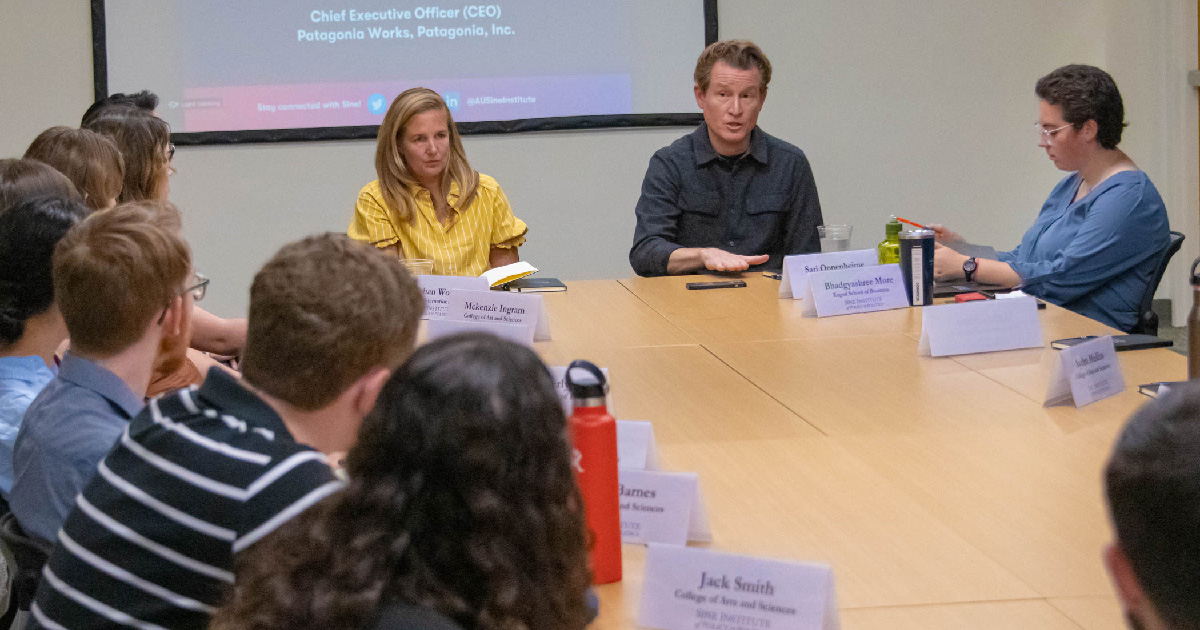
<box><xmin>348</xmin><ymin>174</ymin><xmax>528</xmax><ymax>277</ymax></box>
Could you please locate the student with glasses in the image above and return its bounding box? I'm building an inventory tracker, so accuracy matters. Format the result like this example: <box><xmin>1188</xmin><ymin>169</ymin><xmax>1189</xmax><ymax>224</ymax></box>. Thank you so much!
<box><xmin>32</xmin><ymin>234</ymin><xmax>425</xmax><ymax>630</ymax></box>
<box><xmin>931</xmin><ymin>65</ymin><xmax>1169</xmax><ymax>331</ymax></box>
<box><xmin>11</xmin><ymin>200</ymin><xmax>194</xmax><ymax>544</ymax></box>
<box><xmin>85</xmin><ymin>103</ymin><xmax>249</xmax><ymax>371</ymax></box>
<box><xmin>145</xmin><ymin>269</ymin><xmax>212</xmax><ymax>398</ymax></box>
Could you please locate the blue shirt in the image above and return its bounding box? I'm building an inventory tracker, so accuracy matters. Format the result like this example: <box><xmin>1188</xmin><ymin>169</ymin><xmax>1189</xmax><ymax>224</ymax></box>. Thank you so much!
<box><xmin>998</xmin><ymin>171</ymin><xmax>1169</xmax><ymax>331</ymax></box>
<box><xmin>11</xmin><ymin>353</ymin><xmax>144</xmax><ymax>542</ymax></box>
<box><xmin>0</xmin><ymin>355</ymin><xmax>56</xmax><ymax>500</ymax></box>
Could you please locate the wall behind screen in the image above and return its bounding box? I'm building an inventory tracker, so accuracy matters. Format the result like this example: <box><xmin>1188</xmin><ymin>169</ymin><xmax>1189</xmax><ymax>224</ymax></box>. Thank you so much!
<box><xmin>1</xmin><ymin>0</ymin><xmax>1196</xmax><ymax>322</ymax></box>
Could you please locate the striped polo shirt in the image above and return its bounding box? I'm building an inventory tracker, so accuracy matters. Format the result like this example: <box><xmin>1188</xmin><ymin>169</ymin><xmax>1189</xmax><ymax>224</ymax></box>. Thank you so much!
<box><xmin>347</xmin><ymin>174</ymin><xmax>528</xmax><ymax>277</ymax></box>
<box><xmin>29</xmin><ymin>368</ymin><xmax>343</xmax><ymax>630</ymax></box>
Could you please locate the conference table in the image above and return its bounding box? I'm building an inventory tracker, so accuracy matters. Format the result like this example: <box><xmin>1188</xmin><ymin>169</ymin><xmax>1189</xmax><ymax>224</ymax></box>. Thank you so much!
<box><xmin>529</xmin><ymin>274</ymin><xmax>1185</xmax><ymax>630</ymax></box>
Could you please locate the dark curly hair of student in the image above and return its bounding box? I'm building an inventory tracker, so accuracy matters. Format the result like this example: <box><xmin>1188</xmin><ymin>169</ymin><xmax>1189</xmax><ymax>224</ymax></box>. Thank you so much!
<box><xmin>1036</xmin><ymin>64</ymin><xmax>1127</xmax><ymax>150</ymax></box>
<box><xmin>0</xmin><ymin>195</ymin><xmax>87</xmax><ymax>346</ymax></box>
<box><xmin>212</xmin><ymin>333</ymin><xmax>594</xmax><ymax>630</ymax></box>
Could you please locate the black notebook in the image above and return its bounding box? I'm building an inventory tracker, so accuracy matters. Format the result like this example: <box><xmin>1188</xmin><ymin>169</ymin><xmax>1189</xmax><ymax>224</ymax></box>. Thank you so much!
<box><xmin>505</xmin><ymin>277</ymin><xmax>567</xmax><ymax>293</ymax></box>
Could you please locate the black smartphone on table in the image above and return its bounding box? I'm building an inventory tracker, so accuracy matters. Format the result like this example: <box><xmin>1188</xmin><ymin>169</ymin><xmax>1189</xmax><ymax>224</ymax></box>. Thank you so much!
<box><xmin>686</xmin><ymin>280</ymin><xmax>747</xmax><ymax>290</ymax></box>
<box><xmin>1050</xmin><ymin>334</ymin><xmax>1173</xmax><ymax>351</ymax></box>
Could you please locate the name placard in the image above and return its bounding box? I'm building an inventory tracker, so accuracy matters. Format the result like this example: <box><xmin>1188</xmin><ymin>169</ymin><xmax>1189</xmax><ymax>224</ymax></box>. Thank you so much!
<box><xmin>779</xmin><ymin>250</ymin><xmax>879</xmax><ymax>299</ymax></box>
<box><xmin>638</xmin><ymin>545</ymin><xmax>840</xmax><ymax>630</ymax></box>
<box><xmin>444</xmin><ymin>289</ymin><xmax>551</xmax><ymax>341</ymax></box>
<box><xmin>617</xmin><ymin>420</ymin><xmax>660</xmax><ymax>471</ymax></box>
<box><xmin>1045</xmin><ymin>335</ymin><xmax>1126</xmax><ymax>407</ymax></box>
<box><xmin>618</xmin><ymin>470</ymin><xmax>698</xmax><ymax>545</ymax></box>
<box><xmin>548</xmin><ymin>365</ymin><xmax>613</xmax><ymax>415</ymax></box>
<box><xmin>416</xmin><ymin>275</ymin><xmax>490</xmax><ymax>320</ymax></box>
<box><xmin>425</xmin><ymin>318</ymin><xmax>534</xmax><ymax>346</ymax></box>
<box><xmin>801</xmin><ymin>264</ymin><xmax>909</xmax><ymax>317</ymax></box>
<box><xmin>917</xmin><ymin>296</ymin><xmax>1043</xmax><ymax>357</ymax></box>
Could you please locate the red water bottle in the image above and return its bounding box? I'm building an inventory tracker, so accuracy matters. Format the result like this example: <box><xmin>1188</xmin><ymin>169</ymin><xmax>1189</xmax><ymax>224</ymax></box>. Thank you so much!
<box><xmin>566</xmin><ymin>360</ymin><xmax>622</xmax><ymax>584</ymax></box>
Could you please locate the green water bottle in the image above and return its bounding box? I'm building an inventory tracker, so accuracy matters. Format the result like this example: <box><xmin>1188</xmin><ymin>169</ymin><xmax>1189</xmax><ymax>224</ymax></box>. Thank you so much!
<box><xmin>878</xmin><ymin>218</ymin><xmax>901</xmax><ymax>264</ymax></box>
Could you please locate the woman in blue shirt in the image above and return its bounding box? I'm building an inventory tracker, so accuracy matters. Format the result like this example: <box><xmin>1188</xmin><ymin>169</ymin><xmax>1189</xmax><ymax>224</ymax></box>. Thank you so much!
<box><xmin>0</xmin><ymin>188</ymin><xmax>86</xmax><ymax>501</ymax></box>
<box><xmin>933</xmin><ymin>65</ymin><xmax>1169</xmax><ymax>331</ymax></box>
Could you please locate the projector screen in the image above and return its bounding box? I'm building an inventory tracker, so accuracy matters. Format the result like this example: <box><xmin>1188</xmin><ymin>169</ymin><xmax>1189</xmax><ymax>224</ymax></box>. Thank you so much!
<box><xmin>93</xmin><ymin>0</ymin><xmax>716</xmax><ymax>144</ymax></box>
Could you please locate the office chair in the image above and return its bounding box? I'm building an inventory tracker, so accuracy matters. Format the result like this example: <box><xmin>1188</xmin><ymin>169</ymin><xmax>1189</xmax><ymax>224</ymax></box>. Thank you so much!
<box><xmin>1128</xmin><ymin>230</ymin><xmax>1185</xmax><ymax>335</ymax></box>
<box><xmin>0</xmin><ymin>513</ymin><xmax>50</xmax><ymax>621</ymax></box>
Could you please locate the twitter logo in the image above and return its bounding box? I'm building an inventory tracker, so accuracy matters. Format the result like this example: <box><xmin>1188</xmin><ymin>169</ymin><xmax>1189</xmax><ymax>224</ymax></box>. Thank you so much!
<box><xmin>368</xmin><ymin>93</ymin><xmax>387</xmax><ymax>115</ymax></box>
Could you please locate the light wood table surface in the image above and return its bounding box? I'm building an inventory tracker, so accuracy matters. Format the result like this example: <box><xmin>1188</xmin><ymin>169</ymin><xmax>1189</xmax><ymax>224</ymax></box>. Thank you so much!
<box><xmin>523</xmin><ymin>275</ymin><xmax>1184</xmax><ymax>630</ymax></box>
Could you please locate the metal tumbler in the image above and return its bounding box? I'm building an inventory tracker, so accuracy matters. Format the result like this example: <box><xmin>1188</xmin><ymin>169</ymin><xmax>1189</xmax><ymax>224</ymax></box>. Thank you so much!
<box><xmin>899</xmin><ymin>229</ymin><xmax>935</xmax><ymax>306</ymax></box>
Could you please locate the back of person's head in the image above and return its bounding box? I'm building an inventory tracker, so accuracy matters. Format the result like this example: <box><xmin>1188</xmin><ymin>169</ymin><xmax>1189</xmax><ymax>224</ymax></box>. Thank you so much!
<box><xmin>24</xmin><ymin>126</ymin><xmax>125</xmax><ymax>211</ymax></box>
<box><xmin>1105</xmin><ymin>384</ymin><xmax>1200</xmax><ymax>630</ymax></box>
<box><xmin>0</xmin><ymin>158</ymin><xmax>80</xmax><ymax>212</ymax></box>
<box><xmin>241</xmin><ymin>233</ymin><xmax>423</xmax><ymax>411</ymax></box>
<box><xmin>83</xmin><ymin>106</ymin><xmax>172</xmax><ymax>202</ymax></box>
<box><xmin>375</xmin><ymin>87</ymin><xmax>478</xmax><ymax>223</ymax></box>
<box><xmin>80</xmin><ymin>90</ymin><xmax>159</xmax><ymax>127</ymax></box>
<box><xmin>694</xmin><ymin>39</ymin><xmax>772</xmax><ymax>93</ymax></box>
<box><xmin>212</xmin><ymin>333</ymin><xmax>592</xmax><ymax>630</ymax></box>
<box><xmin>0</xmin><ymin>196</ymin><xmax>87</xmax><ymax>347</ymax></box>
<box><xmin>52</xmin><ymin>200</ymin><xmax>190</xmax><ymax>357</ymax></box>
<box><xmin>1036</xmin><ymin>64</ymin><xmax>1126</xmax><ymax>150</ymax></box>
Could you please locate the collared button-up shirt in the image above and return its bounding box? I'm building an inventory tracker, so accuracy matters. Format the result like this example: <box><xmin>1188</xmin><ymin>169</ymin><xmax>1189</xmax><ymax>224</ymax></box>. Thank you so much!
<box><xmin>0</xmin><ymin>355</ymin><xmax>56</xmax><ymax>500</ymax></box>
<box><xmin>998</xmin><ymin>171</ymin><xmax>1169</xmax><ymax>331</ymax></box>
<box><xmin>630</xmin><ymin>124</ymin><xmax>823</xmax><ymax>276</ymax></box>
<box><xmin>31</xmin><ymin>368</ymin><xmax>341</xmax><ymax>630</ymax></box>
<box><xmin>348</xmin><ymin>174</ymin><xmax>528</xmax><ymax>277</ymax></box>
<box><xmin>11</xmin><ymin>353</ymin><xmax>144</xmax><ymax>542</ymax></box>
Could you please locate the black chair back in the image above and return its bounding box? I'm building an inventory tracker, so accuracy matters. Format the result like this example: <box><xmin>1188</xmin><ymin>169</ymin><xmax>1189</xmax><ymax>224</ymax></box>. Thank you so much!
<box><xmin>1129</xmin><ymin>230</ymin><xmax>1185</xmax><ymax>335</ymax></box>
<box><xmin>0</xmin><ymin>512</ymin><xmax>51</xmax><ymax>613</ymax></box>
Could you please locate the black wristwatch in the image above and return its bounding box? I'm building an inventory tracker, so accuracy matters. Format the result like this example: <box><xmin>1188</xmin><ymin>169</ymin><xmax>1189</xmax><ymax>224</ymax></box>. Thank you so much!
<box><xmin>962</xmin><ymin>257</ymin><xmax>978</xmax><ymax>282</ymax></box>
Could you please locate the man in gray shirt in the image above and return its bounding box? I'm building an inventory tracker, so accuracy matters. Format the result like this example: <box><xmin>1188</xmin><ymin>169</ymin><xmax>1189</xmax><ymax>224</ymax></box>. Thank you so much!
<box><xmin>630</xmin><ymin>40</ymin><xmax>823</xmax><ymax>276</ymax></box>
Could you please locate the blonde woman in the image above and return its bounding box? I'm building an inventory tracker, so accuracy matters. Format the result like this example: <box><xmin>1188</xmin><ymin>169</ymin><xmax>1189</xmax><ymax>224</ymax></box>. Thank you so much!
<box><xmin>349</xmin><ymin>88</ymin><xmax>527</xmax><ymax>276</ymax></box>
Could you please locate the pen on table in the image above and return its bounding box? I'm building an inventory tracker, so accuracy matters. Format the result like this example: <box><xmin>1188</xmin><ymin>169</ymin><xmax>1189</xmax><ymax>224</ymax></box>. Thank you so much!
<box><xmin>895</xmin><ymin>217</ymin><xmax>928</xmax><ymax>229</ymax></box>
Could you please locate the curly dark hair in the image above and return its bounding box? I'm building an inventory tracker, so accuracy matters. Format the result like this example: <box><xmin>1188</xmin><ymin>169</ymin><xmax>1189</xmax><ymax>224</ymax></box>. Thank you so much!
<box><xmin>1035</xmin><ymin>64</ymin><xmax>1126</xmax><ymax>150</ymax></box>
<box><xmin>212</xmin><ymin>333</ymin><xmax>594</xmax><ymax>630</ymax></box>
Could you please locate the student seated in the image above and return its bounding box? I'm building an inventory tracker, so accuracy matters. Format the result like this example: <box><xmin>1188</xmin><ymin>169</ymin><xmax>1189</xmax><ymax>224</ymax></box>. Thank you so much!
<box><xmin>1104</xmin><ymin>384</ymin><xmax>1200</xmax><ymax>630</ymax></box>
<box><xmin>80</xmin><ymin>90</ymin><xmax>158</xmax><ymax>127</ymax></box>
<box><xmin>11</xmin><ymin>201</ymin><xmax>194</xmax><ymax>543</ymax></box>
<box><xmin>212</xmin><ymin>333</ymin><xmax>593</xmax><ymax>630</ymax></box>
<box><xmin>932</xmin><ymin>65</ymin><xmax>1169</xmax><ymax>331</ymax></box>
<box><xmin>0</xmin><ymin>196</ymin><xmax>86</xmax><ymax>502</ymax></box>
<box><xmin>85</xmin><ymin>105</ymin><xmax>248</xmax><ymax>360</ymax></box>
<box><xmin>30</xmin><ymin>234</ymin><xmax>424</xmax><ymax>630</ymax></box>
<box><xmin>0</xmin><ymin>158</ymin><xmax>80</xmax><ymax>211</ymax></box>
<box><xmin>24</xmin><ymin>126</ymin><xmax>125</xmax><ymax>211</ymax></box>
<box><xmin>348</xmin><ymin>87</ymin><xmax>528</xmax><ymax>276</ymax></box>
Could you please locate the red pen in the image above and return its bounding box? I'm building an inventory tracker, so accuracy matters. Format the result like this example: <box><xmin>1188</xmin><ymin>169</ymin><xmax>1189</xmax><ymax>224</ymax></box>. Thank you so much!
<box><xmin>895</xmin><ymin>217</ymin><xmax>928</xmax><ymax>229</ymax></box>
